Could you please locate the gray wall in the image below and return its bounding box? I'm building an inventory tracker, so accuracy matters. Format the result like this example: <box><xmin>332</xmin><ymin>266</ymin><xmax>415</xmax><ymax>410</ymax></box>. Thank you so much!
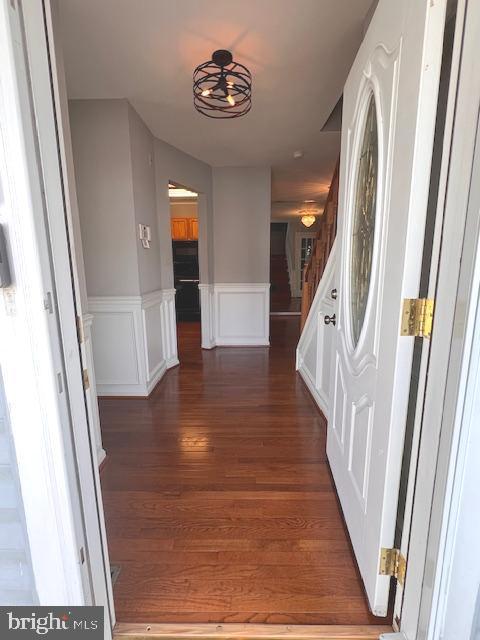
<box><xmin>128</xmin><ymin>105</ymin><xmax>162</xmax><ymax>294</ymax></box>
<box><xmin>154</xmin><ymin>138</ymin><xmax>213</xmax><ymax>289</ymax></box>
<box><xmin>71</xmin><ymin>99</ymin><xmax>273</xmax><ymax>296</ymax></box>
<box><xmin>213</xmin><ymin>167</ymin><xmax>271</xmax><ymax>283</ymax></box>
<box><xmin>70</xmin><ymin>99</ymin><xmax>140</xmax><ymax>296</ymax></box>
<box><xmin>70</xmin><ymin>100</ymin><xmax>163</xmax><ymax>297</ymax></box>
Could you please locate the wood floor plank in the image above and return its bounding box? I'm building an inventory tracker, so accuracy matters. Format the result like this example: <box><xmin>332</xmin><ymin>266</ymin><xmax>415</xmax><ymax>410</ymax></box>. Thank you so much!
<box><xmin>100</xmin><ymin>319</ymin><xmax>391</xmax><ymax>625</ymax></box>
<box><xmin>114</xmin><ymin>622</ymin><xmax>392</xmax><ymax>639</ymax></box>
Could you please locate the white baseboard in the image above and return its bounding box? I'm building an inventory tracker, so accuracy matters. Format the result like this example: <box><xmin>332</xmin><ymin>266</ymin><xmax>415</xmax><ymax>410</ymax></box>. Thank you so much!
<box><xmin>146</xmin><ymin>360</ymin><xmax>167</xmax><ymax>395</ymax></box>
<box><xmin>96</xmin><ymin>446</ymin><xmax>106</xmax><ymax>467</ymax></box>
<box><xmin>200</xmin><ymin>283</ymin><xmax>270</xmax><ymax>348</ymax></box>
<box><xmin>89</xmin><ymin>289</ymin><xmax>178</xmax><ymax>397</ymax></box>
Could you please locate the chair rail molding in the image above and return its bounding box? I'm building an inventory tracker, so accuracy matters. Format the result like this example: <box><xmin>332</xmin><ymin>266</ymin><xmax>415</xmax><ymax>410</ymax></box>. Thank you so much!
<box><xmin>88</xmin><ymin>289</ymin><xmax>178</xmax><ymax>397</ymax></box>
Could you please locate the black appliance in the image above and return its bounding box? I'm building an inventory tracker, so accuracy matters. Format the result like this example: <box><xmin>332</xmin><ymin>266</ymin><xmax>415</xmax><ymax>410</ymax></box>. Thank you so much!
<box><xmin>172</xmin><ymin>241</ymin><xmax>200</xmax><ymax>321</ymax></box>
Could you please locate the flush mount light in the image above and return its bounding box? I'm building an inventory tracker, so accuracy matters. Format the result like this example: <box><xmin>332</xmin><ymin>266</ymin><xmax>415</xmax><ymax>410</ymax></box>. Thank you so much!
<box><xmin>301</xmin><ymin>214</ymin><xmax>317</xmax><ymax>228</ymax></box>
<box><xmin>193</xmin><ymin>49</ymin><xmax>252</xmax><ymax>119</ymax></box>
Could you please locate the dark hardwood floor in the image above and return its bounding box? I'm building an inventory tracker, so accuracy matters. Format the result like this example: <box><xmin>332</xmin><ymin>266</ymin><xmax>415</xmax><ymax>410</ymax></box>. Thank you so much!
<box><xmin>99</xmin><ymin>318</ymin><xmax>388</xmax><ymax>625</ymax></box>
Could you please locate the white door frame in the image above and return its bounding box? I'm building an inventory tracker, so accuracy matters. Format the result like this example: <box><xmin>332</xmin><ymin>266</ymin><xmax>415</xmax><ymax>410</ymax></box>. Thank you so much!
<box><xmin>3</xmin><ymin>0</ymin><xmax>480</xmax><ymax>637</ymax></box>
<box><xmin>0</xmin><ymin>0</ymin><xmax>114</xmax><ymax>636</ymax></box>
<box><xmin>0</xmin><ymin>0</ymin><xmax>91</xmax><ymax>611</ymax></box>
<box><xmin>398</xmin><ymin>0</ymin><xmax>480</xmax><ymax>637</ymax></box>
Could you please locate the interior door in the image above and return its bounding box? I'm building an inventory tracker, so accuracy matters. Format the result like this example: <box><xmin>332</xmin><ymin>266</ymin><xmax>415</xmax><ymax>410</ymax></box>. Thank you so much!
<box><xmin>327</xmin><ymin>0</ymin><xmax>447</xmax><ymax>616</ymax></box>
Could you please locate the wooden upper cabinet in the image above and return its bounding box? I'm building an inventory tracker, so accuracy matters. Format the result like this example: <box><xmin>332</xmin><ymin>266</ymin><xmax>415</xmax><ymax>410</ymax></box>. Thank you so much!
<box><xmin>188</xmin><ymin>218</ymin><xmax>199</xmax><ymax>240</ymax></box>
<box><xmin>171</xmin><ymin>218</ymin><xmax>188</xmax><ymax>240</ymax></box>
<box><xmin>171</xmin><ymin>217</ymin><xmax>198</xmax><ymax>241</ymax></box>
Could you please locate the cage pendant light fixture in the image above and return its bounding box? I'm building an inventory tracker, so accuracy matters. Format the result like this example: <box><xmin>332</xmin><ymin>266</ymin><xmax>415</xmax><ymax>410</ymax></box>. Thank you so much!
<box><xmin>193</xmin><ymin>49</ymin><xmax>252</xmax><ymax>119</ymax></box>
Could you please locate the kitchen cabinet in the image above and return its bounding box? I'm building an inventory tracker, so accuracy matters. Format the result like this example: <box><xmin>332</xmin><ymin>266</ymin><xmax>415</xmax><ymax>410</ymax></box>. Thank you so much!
<box><xmin>171</xmin><ymin>218</ymin><xmax>198</xmax><ymax>241</ymax></box>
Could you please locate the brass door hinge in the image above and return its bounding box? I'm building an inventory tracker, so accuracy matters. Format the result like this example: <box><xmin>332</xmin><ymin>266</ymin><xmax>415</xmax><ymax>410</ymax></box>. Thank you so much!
<box><xmin>379</xmin><ymin>547</ymin><xmax>406</xmax><ymax>586</ymax></box>
<box><xmin>82</xmin><ymin>369</ymin><xmax>90</xmax><ymax>390</ymax></box>
<box><xmin>400</xmin><ymin>298</ymin><xmax>434</xmax><ymax>338</ymax></box>
<box><xmin>76</xmin><ymin>315</ymin><xmax>84</xmax><ymax>344</ymax></box>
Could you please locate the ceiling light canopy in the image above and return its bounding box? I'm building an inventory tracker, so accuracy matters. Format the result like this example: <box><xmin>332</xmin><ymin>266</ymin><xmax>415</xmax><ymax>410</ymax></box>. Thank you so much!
<box><xmin>193</xmin><ymin>49</ymin><xmax>252</xmax><ymax>119</ymax></box>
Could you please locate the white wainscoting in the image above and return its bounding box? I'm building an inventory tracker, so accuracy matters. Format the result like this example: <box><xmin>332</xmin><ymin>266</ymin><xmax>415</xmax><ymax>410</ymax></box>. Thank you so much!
<box><xmin>199</xmin><ymin>284</ymin><xmax>215</xmax><ymax>349</ymax></box>
<box><xmin>88</xmin><ymin>289</ymin><xmax>178</xmax><ymax>397</ymax></box>
<box><xmin>296</xmin><ymin>242</ymin><xmax>337</xmax><ymax>417</ymax></box>
<box><xmin>82</xmin><ymin>314</ymin><xmax>106</xmax><ymax>464</ymax></box>
<box><xmin>199</xmin><ymin>283</ymin><xmax>270</xmax><ymax>347</ymax></box>
<box><xmin>158</xmin><ymin>289</ymin><xmax>179</xmax><ymax>369</ymax></box>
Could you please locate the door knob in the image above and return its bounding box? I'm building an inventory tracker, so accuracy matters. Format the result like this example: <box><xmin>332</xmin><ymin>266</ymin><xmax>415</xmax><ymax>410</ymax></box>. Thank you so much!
<box><xmin>331</xmin><ymin>288</ymin><xmax>337</xmax><ymax>300</ymax></box>
<box><xmin>324</xmin><ymin>314</ymin><xmax>336</xmax><ymax>326</ymax></box>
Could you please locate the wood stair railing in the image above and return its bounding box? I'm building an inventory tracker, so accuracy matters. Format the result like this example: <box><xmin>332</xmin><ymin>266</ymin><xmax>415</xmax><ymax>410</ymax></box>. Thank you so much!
<box><xmin>300</xmin><ymin>160</ymin><xmax>340</xmax><ymax>329</ymax></box>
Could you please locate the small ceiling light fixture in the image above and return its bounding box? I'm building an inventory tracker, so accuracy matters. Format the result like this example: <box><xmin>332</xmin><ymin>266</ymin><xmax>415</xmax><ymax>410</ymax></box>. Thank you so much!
<box><xmin>299</xmin><ymin>202</ymin><xmax>320</xmax><ymax>227</ymax></box>
<box><xmin>193</xmin><ymin>49</ymin><xmax>252</xmax><ymax>119</ymax></box>
<box><xmin>301</xmin><ymin>214</ymin><xmax>317</xmax><ymax>228</ymax></box>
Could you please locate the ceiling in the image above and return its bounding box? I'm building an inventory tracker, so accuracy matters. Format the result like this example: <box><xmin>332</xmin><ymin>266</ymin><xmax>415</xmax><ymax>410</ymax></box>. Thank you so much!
<box><xmin>59</xmin><ymin>0</ymin><xmax>373</xmax><ymax>219</ymax></box>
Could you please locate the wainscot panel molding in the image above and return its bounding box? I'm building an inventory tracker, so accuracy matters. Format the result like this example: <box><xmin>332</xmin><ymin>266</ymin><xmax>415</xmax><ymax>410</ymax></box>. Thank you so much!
<box><xmin>82</xmin><ymin>313</ymin><xmax>106</xmax><ymax>464</ymax></box>
<box><xmin>157</xmin><ymin>289</ymin><xmax>179</xmax><ymax>370</ymax></box>
<box><xmin>296</xmin><ymin>243</ymin><xmax>337</xmax><ymax>417</ymax></box>
<box><xmin>215</xmin><ymin>283</ymin><xmax>270</xmax><ymax>347</ymax></box>
<box><xmin>89</xmin><ymin>289</ymin><xmax>178</xmax><ymax>397</ymax></box>
<box><xmin>198</xmin><ymin>283</ymin><xmax>215</xmax><ymax>349</ymax></box>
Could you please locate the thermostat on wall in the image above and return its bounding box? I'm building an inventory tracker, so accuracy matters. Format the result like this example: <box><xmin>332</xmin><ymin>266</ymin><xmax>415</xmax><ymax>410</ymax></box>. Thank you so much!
<box><xmin>138</xmin><ymin>224</ymin><xmax>151</xmax><ymax>249</ymax></box>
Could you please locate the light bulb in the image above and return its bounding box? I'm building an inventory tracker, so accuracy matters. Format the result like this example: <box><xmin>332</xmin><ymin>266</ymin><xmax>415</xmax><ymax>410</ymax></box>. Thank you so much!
<box><xmin>226</xmin><ymin>94</ymin><xmax>236</xmax><ymax>106</ymax></box>
<box><xmin>201</xmin><ymin>88</ymin><xmax>212</xmax><ymax>97</ymax></box>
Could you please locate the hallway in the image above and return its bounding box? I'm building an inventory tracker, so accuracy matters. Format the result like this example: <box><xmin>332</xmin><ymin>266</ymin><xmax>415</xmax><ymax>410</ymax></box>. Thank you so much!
<box><xmin>99</xmin><ymin>319</ymin><xmax>386</xmax><ymax>625</ymax></box>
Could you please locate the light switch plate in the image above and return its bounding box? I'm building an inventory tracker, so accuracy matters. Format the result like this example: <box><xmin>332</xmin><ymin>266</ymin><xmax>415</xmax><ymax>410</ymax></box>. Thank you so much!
<box><xmin>138</xmin><ymin>223</ymin><xmax>151</xmax><ymax>249</ymax></box>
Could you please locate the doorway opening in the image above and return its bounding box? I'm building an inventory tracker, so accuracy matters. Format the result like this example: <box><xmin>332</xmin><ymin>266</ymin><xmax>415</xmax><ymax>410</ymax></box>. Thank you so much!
<box><xmin>23</xmin><ymin>0</ymin><xmax>457</xmax><ymax>634</ymax></box>
<box><xmin>269</xmin><ymin>222</ymin><xmax>301</xmax><ymax>315</ymax></box>
<box><xmin>169</xmin><ymin>182</ymin><xmax>200</xmax><ymax>319</ymax></box>
<box><xmin>169</xmin><ymin>181</ymin><xmax>202</xmax><ymax>357</ymax></box>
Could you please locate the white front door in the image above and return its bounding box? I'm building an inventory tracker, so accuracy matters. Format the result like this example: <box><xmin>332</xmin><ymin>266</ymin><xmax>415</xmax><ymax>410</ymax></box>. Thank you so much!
<box><xmin>327</xmin><ymin>0</ymin><xmax>447</xmax><ymax>616</ymax></box>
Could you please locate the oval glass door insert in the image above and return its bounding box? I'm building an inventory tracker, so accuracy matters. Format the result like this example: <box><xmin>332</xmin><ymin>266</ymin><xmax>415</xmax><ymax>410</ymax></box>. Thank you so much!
<box><xmin>350</xmin><ymin>93</ymin><xmax>378</xmax><ymax>346</ymax></box>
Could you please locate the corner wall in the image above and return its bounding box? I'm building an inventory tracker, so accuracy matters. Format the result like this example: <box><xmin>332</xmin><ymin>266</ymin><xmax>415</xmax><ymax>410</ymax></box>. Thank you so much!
<box><xmin>70</xmin><ymin>100</ymin><xmax>177</xmax><ymax>397</ymax></box>
<box><xmin>154</xmin><ymin>138</ymin><xmax>213</xmax><ymax>290</ymax></box>
<box><xmin>71</xmin><ymin>100</ymin><xmax>274</xmax><ymax>389</ymax></box>
<box><xmin>69</xmin><ymin>99</ymin><xmax>140</xmax><ymax>297</ymax></box>
<box><xmin>204</xmin><ymin>167</ymin><xmax>271</xmax><ymax>347</ymax></box>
